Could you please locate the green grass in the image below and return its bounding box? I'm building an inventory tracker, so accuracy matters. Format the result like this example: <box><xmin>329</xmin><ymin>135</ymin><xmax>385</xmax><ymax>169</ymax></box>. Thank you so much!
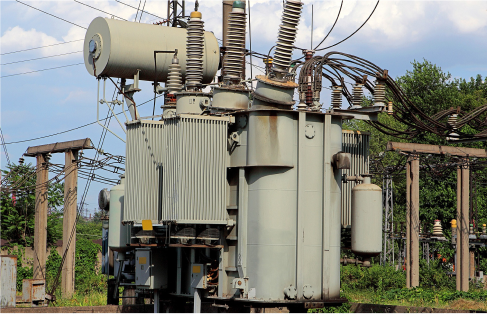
<box><xmin>50</xmin><ymin>291</ymin><xmax>107</xmax><ymax>307</ymax></box>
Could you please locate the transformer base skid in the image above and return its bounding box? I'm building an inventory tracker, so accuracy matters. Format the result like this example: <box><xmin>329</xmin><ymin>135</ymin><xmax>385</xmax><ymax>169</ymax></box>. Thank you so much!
<box><xmin>156</xmin><ymin>295</ymin><xmax>348</xmax><ymax>313</ymax></box>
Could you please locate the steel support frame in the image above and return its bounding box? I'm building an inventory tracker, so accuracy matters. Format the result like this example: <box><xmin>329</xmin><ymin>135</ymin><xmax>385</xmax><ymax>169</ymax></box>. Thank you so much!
<box><xmin>167</xmin><ymin>0</ymin><xmax>185</xmax><ymax>27</ymax></box>
<box><xmin>381</xmin><ymin>175</ymin><xmax>394</xmax><ymax>266</ymax></box>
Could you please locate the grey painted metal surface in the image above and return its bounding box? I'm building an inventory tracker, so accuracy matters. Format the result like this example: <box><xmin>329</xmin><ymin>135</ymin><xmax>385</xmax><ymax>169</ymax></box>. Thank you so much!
<box><xmin>341</xmin><ymin>130</ymin><xmax>370</xmax><ymax>227</ymax></box>
<box><xmin>109</xmin><ymin>176</ymin><xmax>131</xmax><ymax>250</ymax></box>
<box><xmin>135</xmin><ymin>249</ymin><xmax>168</xmax><ymax>289</ymax></box>
<box><xmin>125</xmin><ymin>120</ymin><xmax>164</xmax><ymax>223</ymax></box>
<box><xmin>21</xmin><ymin>279</ymin><xmax>45</xmax><ymax>305</ymax></box>
<box><xmin>175</xmin><ymin>93</ymin><xmax>210</xmax><ymax>114</ymax></box>
<box><xmin>252</xmin><ymin>76</ymin><xmax>298</xmax><ymax>109</ymax></box>
<box><xmin>84</xmin><ymin>17</ymin><xmax>220</xmax><ymax>83</ymax></box>
<box><xmin>351</xmin><ymin>176</ymin><xmax>382</xmax><ymax>256</ymax></box>
<box><xmin>244</xmin><ymin>111</ymin><xmax>342</xmax><ymax>301</ymax></box>
<box><xmin>324</xmin><ymin>116</ymin><xmax>344</xmax><ymax>300</ymax></box>
<box><xmin>247</xmin><ymin>111</ymin><xmax>294</xmax><ymax>167</ymax></box>
<box><xmin>1</xmin><ymin>255</ymin><xmax>17</xmax><ymax>308</ymax></box>
<box><xmin>162</xmin><ymin>115</ymin><xmax>229</xmax><ymax>224</ymax></box>
<box><xmin>212</xmin><ymin>87</ymin><xmax>250</xmax><ymax>110</ymax></box>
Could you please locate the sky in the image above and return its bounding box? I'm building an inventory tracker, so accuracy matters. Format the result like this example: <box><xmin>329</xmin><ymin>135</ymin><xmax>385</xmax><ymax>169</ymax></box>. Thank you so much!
<box><xmin>1</xmin><ymin>0</ymin><xmax>487</xmax><ymax>215</ymax></box>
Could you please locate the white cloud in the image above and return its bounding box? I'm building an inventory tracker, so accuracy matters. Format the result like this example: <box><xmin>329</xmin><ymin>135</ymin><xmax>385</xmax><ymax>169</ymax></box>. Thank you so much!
<box><xmin>1</xmin><ymin>26</ymin><xmax>60</xmax><ymax>55</ymax></box>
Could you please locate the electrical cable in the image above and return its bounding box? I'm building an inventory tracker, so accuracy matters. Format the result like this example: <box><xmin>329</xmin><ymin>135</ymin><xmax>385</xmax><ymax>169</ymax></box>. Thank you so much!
<box><xmin>15</xmin><ymin>0</ymin><xmax>87</xmax><ymax>29</ymax></box>
<box><xmin>0</xmin><ymin>127</ymin><xmax>11</xmax><ymax>166</ymax></box>
<box><xmin>138</xmin><ymin>0</ymin><xmax>147</xmax><ymax>22</ymax></box>
<box><xmin>315</xmin><ymin>0</ymin><xmax>379</xmax><ymax>51</ymax></box>
<box><xmin>1</xmin><ymin>51</ymin><xmax>82</xmax><ymax>66</ymax></box>
<box><xmin>313</xmin><ymin>0</ymin><xmax>343</xmax><ymax>50</ymax></box>
<box><xmin>73</xmin><ymin>0</ymin><xmax>128</xmax><ymax>21</ymax></box>
<box><xmin>48</xmin><ymin>82</ymin><xmax>117</xmax><ymax>301</ymax></box>
<box><xmin>1</xmin><ymin>63</ymin><xmax>84</xmax><ymax>78</ymax></box>
<box><xmin>1</xmin><ymin>40</ymin><xmax>84</xmax><ymax>56</ymax></box>
<box><xmin>134</xmin><ymin>0</ymin><xmax>143</xmax><ymax>22</ymax></box>
<box><xmin>4</xmin><ymin>94</ymin><xmax>162</xmax><ymax>145</ymax></box>
<box><xmin>115</xmin><ymin>0</ymin><xmax>164</xmax><ymax>20</ymax></box>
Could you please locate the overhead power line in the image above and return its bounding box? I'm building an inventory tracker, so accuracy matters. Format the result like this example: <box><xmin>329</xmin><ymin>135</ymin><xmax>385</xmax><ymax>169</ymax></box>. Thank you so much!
<box><xmin>138</xmin><ymin>0</ymin><xmax>147</xmax><ymax>23</ymax></box>
<box><xmin>1</xmin><ymin>40</ymin><xmax>84</xmax><ymax>56</ymax></box>
<box><xmin>73</xmin><ymin>0</ymin><xmax>128</xmax><ymax>21</ymax></box>
<box><xmin>313</xmin><ymin>0</ymin><xmax>343</xmax><ymax>50</ymax></box>
<box><xmin>315</xmin><ymin>0</ymin><xmax>380</xmax><ymax>51</ymax></box>
<box><xmin>115</xmin><ymin>0</ymin><xmax>164</xmax><ymax>20</ymax></box>
<box><xmin>0</xmin><ymin>128</ymin><xmax>11</xmax><ymax>166</ymax></box>
<box><xmin>15</xmin><ymin>0</ymin><xmax>87</xmax><ymax>29</ymax></box>
<box><xmin>1</xmin><ymin>51</ymin><xmax>82</xmax><ymax>65</ymax></box>
<box><xmin>4</xmin><ymin>94</ymin><xmax>163</xmax><ymax>145</ymax></box>
<box><xmin>1</xmin><ymin>63</ymin><xmax>84</xmax><ymax>78</ymax></box>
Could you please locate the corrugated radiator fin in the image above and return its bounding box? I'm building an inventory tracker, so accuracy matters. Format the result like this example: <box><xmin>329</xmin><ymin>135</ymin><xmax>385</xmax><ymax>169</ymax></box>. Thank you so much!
<box><xmin>341</xmin><ymin>130</ymin><xmax>370</xmax><ymax>228</ymax></box>
<box><xmin>162</xmin><ymin>116</ymin><xmax>228</xmax><ymax>224</ymax></box>
<box><xmin>125</xmin><ymin>120</ymin><xmax>165</xmax><ymax>223</ymax></box>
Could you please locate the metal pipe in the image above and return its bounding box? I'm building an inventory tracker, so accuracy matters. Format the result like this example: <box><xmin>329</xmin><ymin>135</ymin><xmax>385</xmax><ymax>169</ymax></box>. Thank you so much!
<box><xmin>237</xmin><ymin>167</ymin><xmax>248</xmax><ymax>278</ymax></box>
<box><xmin>296</xmin><ymin>111</ymin><xmax>305</xmax><ymax>298</ymax></box>
<box><xmin>96</xmin><ymin>79</ymin><xmax>126</xmax><ymax>143</ymax></box>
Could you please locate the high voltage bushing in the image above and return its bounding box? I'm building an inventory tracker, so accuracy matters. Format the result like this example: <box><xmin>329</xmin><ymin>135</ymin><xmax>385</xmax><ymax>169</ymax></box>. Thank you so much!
<box><xmin>352</xmin><ymin>83</ymin><xmax>364</xmax><ymax>109</ymax></box>
<box><xmin>273</xmin><ymin>0</ymin><xmax>303</xmax><ymax>77</ymax></box>
<box><xmin>223</xmin><ymin>1</ymin><xmax>246</xmax><ymax>83</ymax></box>
<box><xmin>373</xmin><ymin>80</ymin><xmax>386</xmax><ymax>106</ymax></box>
<box><xmin>167</xmin><ymin>55</ymin><xmax>183</xmax><ymax>93</ymax></box>
<box><xmin>186</xmin><ymin>11</ymin><xmax>205</xmax><ymax>90</ymax></box>
<box><xmin>331</xmin><ymin>85</ymin><xmax>343</xmax><ymax>109</ymax></box>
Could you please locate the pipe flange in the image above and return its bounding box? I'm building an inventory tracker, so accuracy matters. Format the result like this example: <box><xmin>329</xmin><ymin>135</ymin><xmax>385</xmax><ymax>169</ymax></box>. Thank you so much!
<box><xmin>255</xmin><ymin>75</ymin><xmax>298</xmax><ymax>89</ymax></box>
<box><xmin>253</xmin><ymin>91</ymin><xmax>295</xmax><ymax>106</ymax></box>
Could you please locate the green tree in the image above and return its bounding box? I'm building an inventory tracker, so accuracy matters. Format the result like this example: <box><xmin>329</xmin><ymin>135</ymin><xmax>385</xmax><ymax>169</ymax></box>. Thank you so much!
<box><xmin>345</xmin><ymin>59</ymin><xmax>487</xmax><ymax>274</ymax></box>
<box><xmin>1</xmin><ymin>162</ymin><xmax>64</xmax><ymax>246</ymax></box>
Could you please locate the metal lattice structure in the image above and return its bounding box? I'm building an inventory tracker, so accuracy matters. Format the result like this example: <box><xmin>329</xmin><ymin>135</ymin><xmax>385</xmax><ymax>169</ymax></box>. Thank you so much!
<box><xmin>167</xmin><ymin>0</ymin><xmax>185</xmax><ymax>27</ymax></box>
<box><xmin>381</xmin><ymin>175</ymin><xmax>394</xmax><ymax>266</ymax></box>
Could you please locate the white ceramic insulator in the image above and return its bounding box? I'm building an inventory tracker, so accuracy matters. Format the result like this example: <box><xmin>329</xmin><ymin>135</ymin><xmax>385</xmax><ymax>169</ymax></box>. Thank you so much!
<box><xmin>273</xmin><ymin>0</ymin><xmax>303</xmax><ymax>72</ymax></box>
<box><xmin>448</xmin><ymin>113</ymin><xmax>458</xmax><ymax>129</ymax></box>
<box><xmin>223</xmin><ymin>10</ymin><xmax>247</xmax><ymax>82</ymax></box>
<box><xmin>353</xmin><ymin>83</ymin><xmax>364</xmax><ymax>107</ymax></box>
<box><xmin>373</xmin><ymin>80</ymin><xmax>386</xmax><ymax>105</ymax></box>
<box><xmin>331</xmin><ymin>86</ymin><xmax>342</xmax><ymax>108</ymax></box>
<box><xmin>167</xmin><ymin>63</ymin><xmax>183</xmax><ymax>93</ymax></box>
<box><xmin>186</xmin><ymin>16</ymin><xmax>205</xmax><ymax>89</ymax></box>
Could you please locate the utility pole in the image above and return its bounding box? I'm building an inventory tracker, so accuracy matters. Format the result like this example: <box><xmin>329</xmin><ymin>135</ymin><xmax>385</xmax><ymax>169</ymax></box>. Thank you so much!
<box><xmin>62</xmin><ymin>149</ymin><xmax>78</xmax><ymax>298</ymax></box>
<box><xmin>25</xmin><ymin>138</ymin><xmax>93</xmax><ymax>298</ymax></box>
<box><xmin>406</xmin><ymin>155</ymin><xmax>419</xmax><ymax>288</ymax></box>
<box><xmin>387</xmin><ymin>142</ymin><xmax>483</xmax><ymax>292</ymax></box>
<box><xmin>33</xmin><ymin>154</ymin><xmax>48</xmax><ymax>280</ymax></box>
<box><xmin>457</xmin><ymin>160</ymin><xmax>469</xmax><ymax>291</ymax></box>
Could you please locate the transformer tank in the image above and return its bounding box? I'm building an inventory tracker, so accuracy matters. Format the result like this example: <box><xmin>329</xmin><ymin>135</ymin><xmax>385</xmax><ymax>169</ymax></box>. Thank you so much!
<box><xmin>114</xmin><ymin>108</ymin><xmax>347</xmax><ymax>309</ymax></box>
<box><xmin>90</xmin><ymin>0</ymin><xmax>382</xmax><ymax>311</ymax></box>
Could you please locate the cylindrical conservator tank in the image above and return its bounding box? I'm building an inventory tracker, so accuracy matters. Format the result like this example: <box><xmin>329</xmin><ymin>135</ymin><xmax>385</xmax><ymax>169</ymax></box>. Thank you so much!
<box><xmin>108</xmin><ymin>175</ymin><xmax>131</xmax><ymax>252</ymax></box>
<box><xmin>83</xmin><ymin>17</ymin><xmax>220</xmax><ymax>82</ymax></box>
<box><xmin>351</xmin><ymin>175</ymin><xmax>382</xmax><ymax>256</ymax></box>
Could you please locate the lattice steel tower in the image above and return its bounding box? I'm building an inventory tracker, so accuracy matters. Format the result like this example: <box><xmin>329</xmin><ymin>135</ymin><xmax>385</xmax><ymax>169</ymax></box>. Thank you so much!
<box><xmin>167</xmin><ymin>0</ymin><xmax>186</xmax><ymax>27</ymax></box>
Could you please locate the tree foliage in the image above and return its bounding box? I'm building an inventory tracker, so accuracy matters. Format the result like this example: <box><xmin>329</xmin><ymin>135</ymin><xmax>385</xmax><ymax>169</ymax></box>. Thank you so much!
<box><xmin>345</xmin><ymin>59</ymin><xmax>487</xmax><ymax>273</ymax></box>
<box><xmin>1</xmin><ymin>163</ymin><xmax>64</xmax><ymax>246</ymax></box>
